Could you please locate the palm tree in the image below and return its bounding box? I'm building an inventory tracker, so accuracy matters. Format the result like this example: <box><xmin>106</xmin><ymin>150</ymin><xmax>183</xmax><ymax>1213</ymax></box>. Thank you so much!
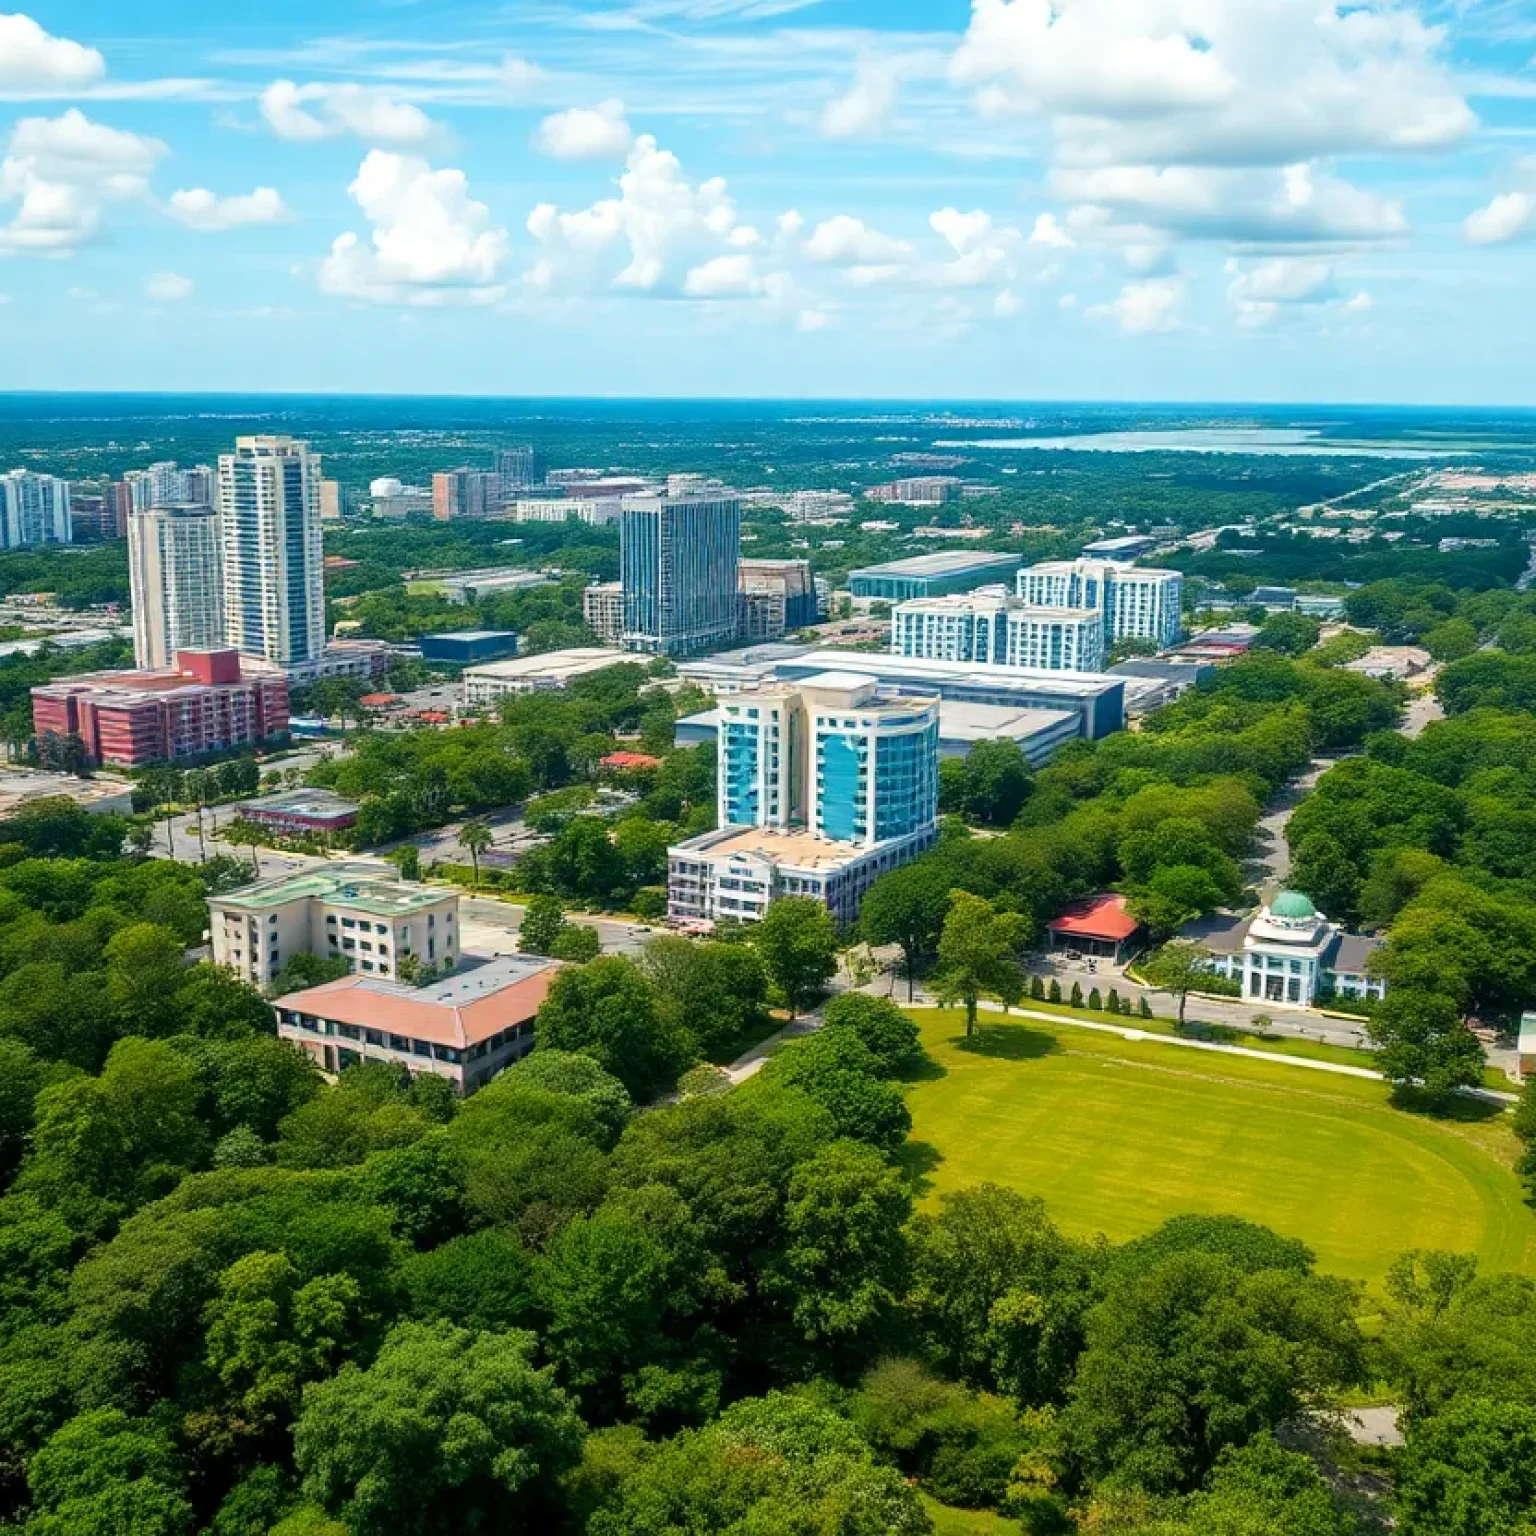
<box><xmin>460</xmin><ymin>819</ymin><xmax>493</xmax><ymax>890</ymax></box>
<box><xmin>186</xmin><ymin>769</ymin><xmax>211</xmax><ymax>863</ymax></box>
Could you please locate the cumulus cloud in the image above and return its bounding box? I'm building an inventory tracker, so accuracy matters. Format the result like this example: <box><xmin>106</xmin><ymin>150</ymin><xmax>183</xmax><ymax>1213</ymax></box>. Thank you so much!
<box><xmin>1088</xmin><ymin>276</ymin><xmax>1185</xmax><ymax>334</ymax></box>
<box><xmin>525</xmin><ymin>134</ymin><xmax>762</xmax><ymax>298</ymax></box>
<box><xmin>1028</xmin><ymin>213</ymin><xmax>1074</xmax><ymax>250</ymax></box>
<box><xmin>682</xmin><ymin>253</ymin><xmax>765</xmax><ymax>298</ymax></box>
<box><xmin>168</xmin><ymin>185</ymin><xmax>290</xmax><ymax>231</ymax></box>
<box><xmin>260</xmin><ymin>81</ymin><xmax>441</xmax><ymax>148</ymax></box>
<box><xmin>0</xmin><ymin>13</ymin><xmax>104</xmax><ymax>93</ymax></box>
<box><xmin>1225</xmin><ymin>255</ymin><xmax>1338</xmax><ymax>327</ymax></box>
<box><xmin>1053</xmin><ymin>162</ymin><xmax>1407</xmax><ymax>247</ymax></box>
<box><xmin>1464</xmin><ymin>190</ymin><xmax>1535</xmax><ymax>246</ymax></box>
<box><xmin>318</xmin><ymin>150</ymin><xmax>509</xmax><ymax>306</ymax></box>
<box><xmin>500</xmin><ymin>57</ymin><xmax>545</xmax><ymax>99</ymax></box>
<box><xmin>145</xmin><ymin>271</ymin><xmax>193</xmax><ymax>301</ymax></box>
<box><xmin>994</xmin><ymin>288</ymin><xmax>1021</xmax><ymax>317</ymax></box>
<box><xmin>820</xmin><ymin>57</ymin><xmax>900</xmax><ymax>140</ymax></box>
<box><xmin>951</xmin><ymin>0</ymin><xmax>1474</xmax><ymax>168</ymax></box>
<box><xmin>0</xmin><ymin>108</ymin><xmax>165</xmax><ymax>255</ymax></box>
<box><xmin>536</xmin><ymin>99</ymin><xmax>632</xmax><ymax>161</ymax></box>
<box><xmin>804</xmin><ymin>214</ymin><xmax>912</xmax><ymax>265</ymax></box>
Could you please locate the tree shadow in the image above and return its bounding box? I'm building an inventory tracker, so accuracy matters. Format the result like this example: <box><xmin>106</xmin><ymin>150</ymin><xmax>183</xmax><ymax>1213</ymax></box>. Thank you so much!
<box><xmin>1388</xmin><ymin>1086</ymin><xmax>1505</xmax><ymax>1124</ymax></box>
<box><xmin>895</xmin><ymin>1139</ymin><xmax>942</xmax><ymax>1198</ymax></box>
<box><xmin>956</xmin><ymin>1023</ymin><xmax>1064</xmax><ymax>1062</ymax></box>
<box><xmin>900</xmin><ymin>1050</ymin><xmax>948</xmax><ymax>1084</ymax></box>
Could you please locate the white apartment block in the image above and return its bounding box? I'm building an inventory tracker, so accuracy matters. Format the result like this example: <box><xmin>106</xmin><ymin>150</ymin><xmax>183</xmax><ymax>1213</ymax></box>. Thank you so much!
<box><xmin>784</xmin><ymin>490</ymin><xmax>854</xmax><ymax>523</ymax></box>
<box><xmin>1017</xmin><ymin>559</ymin><xmax>1184</xmax><ymax>648</ymax></box>
<box><xmin>210</xmin><ymin>866</ymin><xmax>459</xmax><ymax>990</ymax></box>
<box><xmin>217</xmin><ymin>435</ymin><xmax>326</xmax><ymax>667</ymax></box>
<box><xmin>515</xmin><ymin>497</ymin><xmax>622</xmax><ymax>526</ymax></box>
<box><xmin>583</xmin><ymin>583</ymin><xmax>624</xmax><ymax>644</ymax></box>
<box><xmin>891</xmin><ymin>589</ymin><xmax>1106</xmax><ymax>673</ymax></box>
<box><xmin>127</xmin><ymin>503</ymin><xmax>226</xmax><ymax>670</ymax></box>
<box><xmin>0</xmin><ymin>471</ymin><xmax>70</xmax><ymax>549</ymax></box>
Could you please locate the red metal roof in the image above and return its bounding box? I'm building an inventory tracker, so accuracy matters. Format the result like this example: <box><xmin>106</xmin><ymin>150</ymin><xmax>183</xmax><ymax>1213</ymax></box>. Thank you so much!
<box><xmin>600</xmin><ymin>750</ymin><xmax>662</xmax><ymax>770</ymax></box>
<box><xmin>1047</xmin><ymin>894</ymin><xmax>1142</xmax><ymax>942</ymax></box>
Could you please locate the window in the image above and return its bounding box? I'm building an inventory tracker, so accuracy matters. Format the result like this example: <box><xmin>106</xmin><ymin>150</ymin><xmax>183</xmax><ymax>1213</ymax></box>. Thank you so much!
<box><xmin>341</xmin><ymin>917</ymin><xmax>355</xmax><ymax>930</ymax></box>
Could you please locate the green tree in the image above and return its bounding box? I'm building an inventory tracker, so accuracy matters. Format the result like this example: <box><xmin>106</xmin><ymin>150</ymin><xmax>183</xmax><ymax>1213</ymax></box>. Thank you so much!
<box><xmin>769</xmin><ymin>1139</ymin><xmax>912</xmax><ymax>1345</ymax></box>
<box><xmin>1422</xmin><ymin>617</ymin><xmax>1478</xmax><ymax>663</ymax></box>
<box><xmin>957</xmin><ymin>740</ymin><xmax>1034</xmax><ymax>827</ymax></box>
<box><xmin>535</xmin><ymin>956</ymin><xmax>694</xmax><ymax>1102</ymax></box>
<box><xmin>459</xmin><ymin>818</ymin><xmax>494</xmax><ymax>890</ymax></box>
<box><xmin>821</xmin><ymin>993</ymin><xmax>923</xmax><ymax>1076</ymax></box>
<box><xmin>1140</xmin><ymin>941</ymin><xmax>1214</xmax><ymax>1027</ymax></box>
<box><xmin>860</xmin><ymin>860</ymin><xmax>954</xmax><ymax>1001</ymax></box>
<box><xmin>642</xmin><ymin>937</ymin><xmax>771</xmax><ymax>1060</ymax></box>
<box><xmin>752</xmin><ymin>897</ymin><xmax>838</xmax><ymax>1021</ymax></box>
<box><xmin>1178</xmin><ymin>1434</ymin><xmax>1359</xmax><ymax>1536</ymax></box>
<box><xmin>1253</xmin><ymin>612</ymin><xmax>1322</xmax><ymax>657</ymax></box>
<box><xmin>550</xmin><ymin>924</ymin><xmax>602</xmax><ymax>963</ymax></box>
<box><xmin>519</xmin><ymin>894</ymin><xmax>567</xmax><ymax>957</ymax></box>
<box><xmin>765</xmin><ymin>1031</ymin><xmax>912</xmax><ymax>1152</ymax></box>
<box><xmin>103</xmin><ymin>923</ymin><xmax>188</xmax><ymax>1037</ymax></box>
<box><xmin>933</xmin><ymin>892</ymin><xmax>1030</xmax><ymax>1038</ymax></box>
<box><xmin>1366</xmin><ymin>989</ymin><xmax>1484</xmax><ymax>1100</ymax></box>
<box><xmin>25</xmin><ymin>1408</ymin><xmax>192</xmax><ymax>1536</ymax></box>
<box><xmin>391</xmin><ymin>844</ymin><xmax>422</xmax><ymax>882</ymax></box>
<box><xmin>293</xmin><ymin>1321</ymin><xmax>584</xmax><ymax>1536</ymax></box>
<box><xmin>1395</xmin><ymin>1397</ymin><xmax>1536</xmax><ymax>1536</ymax></box>
<box><xmin>398</xmin><ymin>1229</ymin><xmax>536</xmax><ymax>1333</ymax></box>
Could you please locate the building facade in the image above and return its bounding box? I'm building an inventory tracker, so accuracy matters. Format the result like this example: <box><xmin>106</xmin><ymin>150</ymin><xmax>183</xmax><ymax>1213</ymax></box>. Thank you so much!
<box><xmin>670</xmin><ymin>672</ymin><xmax>940</xmax><ymax>926</ymax></box>
<box><xmin>0</xmin><ymin>471</ymin><xmax>70</xmax><ymax>549</ymax></box>
<box><xmin>620</xmin><ymin>492</ymin><xmax>742</xmax><ymax>657</ymax></box>
<box><xmin>211</xmin><ymin>865</ymin><xmax>458</xmax><ymax>989</ymax></box>
<box><xmin>127</xmin><ymin>503</ymin><xmax>225</xmax><ymax>670</ymax></box>
<box><xmin>496</xmin><ymin>446</ymin><xmax>546</xmax><ymax>495</ymax></box>
<box><xmin>433</xmin><ymin>468</ymin><xmax>498</xmax><ymax>521</ymax></box>
<box><xmin>847</xmin><ymin>551</ymin><xmax>1022</xmax><ymax>603</ymax></box>
<box><xmin>739</xmin><ymin>558</ymin><xmax>818</xmax><ymax>632</ymax></box>
<box><xmin>31</xmin><ymin>649</ymin><xmax>289</xmax><ymax>768</ymax></box>
<box><xmin>1185</xmin><ymin>890</ymin><xmax>1386</xmax><ymax>1010</ymax></box>
<box><xmin>891</xmin><ymin>589</ymin><xmax>1106</xmax><ymax>672</ymax></box>
<box><xmin>217</xmin><ymin>435</ymin><xmax>325</xmax><ymax>666</ymax></box>
<box><xmin>462</xmin><ymin>648</ymin><xmax>628</xmax><ymax>706</ymax></box>
<box><xmin>865</xmin><ymin>477</ymin><xmax>963</xmax><ymax>505</ymax></box>
<box><xmin>583</xmin><ymin>582</ymin><xmax>625</xmax><ymax>644</ymax></box>
<box><xmin>1017</xmin><ymin>559</ymin><xmax>1184</xmax><ymax>648</ymax></box>
<box><xmin>273</xmin><ymin>954</ymin><xmax>556</xmax><ymax>1095</ymax></box>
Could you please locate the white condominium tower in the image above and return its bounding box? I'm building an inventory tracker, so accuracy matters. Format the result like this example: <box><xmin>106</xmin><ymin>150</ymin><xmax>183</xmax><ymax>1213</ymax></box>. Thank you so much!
<box><xmin>217</xmin><ymin>435</ymin><xmax>325</xmax><ymax>666</ymax></box>
<box><xmin>127</xmin><ymin>504</ymin><xmax>225</xmax><ymax>670</ymax></box>
<box><xmin>0</xmin><ymin>470</ymin><xmax>71</xmax><ymax>548</ymax></box>
<box><xmin>1017</xmin><ymin>559</ymin><xmax>1184</xmax><ymax>648</ymax></box>
<box><xmin>891</xmin><ymin>588</ymin><xmax>1107</xmax><ymax>673</ymax></box>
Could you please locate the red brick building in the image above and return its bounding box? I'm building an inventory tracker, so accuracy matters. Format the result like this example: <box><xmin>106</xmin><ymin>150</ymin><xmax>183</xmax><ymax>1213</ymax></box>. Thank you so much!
<box><xmin>31</xmin><ymin>649</ymin><xmax>289</xmax><ymax>768</ymax></box>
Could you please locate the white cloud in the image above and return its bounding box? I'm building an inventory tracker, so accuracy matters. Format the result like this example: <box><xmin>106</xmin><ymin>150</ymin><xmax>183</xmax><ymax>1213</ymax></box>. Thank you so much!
<box><xmin>318</xmin><ymin>150</ymin><xmax>509</xmax><ymax>306</ymax></box>
<box><xmin>994</xmin><ymin>288</ymin><xmax>1021</xmax><ymax>317</ymax></box>
<box><xmin>260</xmin><ymin>80</ymin><xmax>441</xmax><ymax>148</ymax></box>
<box><xmin>777</xmin><ymin>209</ymin><xmax>804</xmax><ymax>240</ymax></box>
<box><xmin>820</xmin><ymin>57</ymin><xmax>900</xmax><ymax>140</ymax></box>
<box><xmin>1054</xmin><ymin>162</ymin><xmax>1407</xmax><ymax>247</ymax></box>
<box><xmin>1028</xmin><ymin>212</ymin><xmax>1074</xmax><ymax>250</ymax></box>
<box><xmin>525</xmin><ymin>134</ymin><xmax>759</xmax><ymax>298</ymax></box>
<box><xmin>536</xmin><ymin>99</ymin><xmax>632</xmax><ymax>161</ymax></box>
<box><xmin>951</xmin><ymin>0</ymin><xmax>1474</xmax><ymax>169</ymax></box>
<box><xmin>1464</xmin><ymin>189</ymin><xmax>1535</xmax><ymax>245</ymax></box>
<box><xmin>804</xmin><ymin>214</ymin><xmax>912</xmax><ymax>265</ymax></box>
<box><xmin>145</xmin><ymin>271</ymin><xmax>193</xmax><ymax>301</ymax></box>
<box><xmin>797</xmin><ymin>307</ymin><xmax>833</xmax><ymax>332</ymax></box>
<box><xmin>168</xmin><ymin>185</ymin><xmax>291</xmax><ymax>231</ymax></box>
<box><xmin>0</xmin><ymin>13</ymin><xmax>104</xmax><ymax>92</ymax></box>
<box><xmin>1088</xmin><ymin>276</ymin><xmax>1185</xmax><ymax>334</ymax></box>
<box><xmin>1225</xmin><ymin>255</ymin><xmax>1338</xmax><ymax>328</ymax></box>
<box><xmin>0</xmin><ymin>108</ymin><xmax>165</xmax><ymax>255</ymax></box>
<box><xmin>1342</xmin><ymin>291</ymin><xmax>1373</xmax><ymax>314</ymax></box>
<box><xmin>500</xmin><ymin>57</ymin><xmax>545</xmax><ymax>99</ymax></box>
<box><xmin>682</xmin><ymin>253</ymin><xmax>763</xmax><ymax>298</ymax></box>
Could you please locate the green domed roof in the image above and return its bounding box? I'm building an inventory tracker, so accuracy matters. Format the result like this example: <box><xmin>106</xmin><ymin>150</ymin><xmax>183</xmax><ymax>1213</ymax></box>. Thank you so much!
<box><xmin>1271</xmin><ymin>890</ymin><xmax>1316</xmax><ymax>920</ymax></box>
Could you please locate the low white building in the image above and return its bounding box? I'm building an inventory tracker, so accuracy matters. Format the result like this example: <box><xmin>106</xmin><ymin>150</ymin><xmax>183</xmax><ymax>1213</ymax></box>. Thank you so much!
<box><xmin>1183</xmin><ymin>890</ymin><xmax>1385</xmax><ymax>1010</ymax></box>
<box><xmin>891</xmin><ymin>588</ymin><xmax>1106</xmax><ymax>673</ymax></box>
<box><xmin>210</xmin><ymin>864</ymin><xmax>460</xmax><ymax>990</ymax></box>
<box><xmin>462</xmin><ymin>646</ymin><xmax>629</xmax><ymax>705</ymax></box>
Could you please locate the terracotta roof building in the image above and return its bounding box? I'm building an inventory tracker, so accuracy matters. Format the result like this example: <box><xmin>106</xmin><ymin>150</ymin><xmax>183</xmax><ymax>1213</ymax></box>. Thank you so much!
<box><xmin>1046</xmin><ymin>893</ymin><xmax>1144</xmax><ymax>961</ymax></box>
<box><xmin>600</xmin><ymin>750</ymin><xmax>662</xmax><ymax>772</ymax></box>
<box><xmin>273</xmin><ymin>953</ymin><xmax>558</xmax><ymax>1095</ymax></box>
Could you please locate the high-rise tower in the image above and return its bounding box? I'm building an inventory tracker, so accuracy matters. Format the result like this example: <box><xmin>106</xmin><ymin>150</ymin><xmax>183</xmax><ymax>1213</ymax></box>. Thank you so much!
<box><xmin>620</xmin><ymin>491</ymin><xmax>741</xmax><ymax>657</ymax></box>
<box><xmin>127</xmin><ymin>503</ymin><xmax>225</xmax><ymax>670</ymax></box>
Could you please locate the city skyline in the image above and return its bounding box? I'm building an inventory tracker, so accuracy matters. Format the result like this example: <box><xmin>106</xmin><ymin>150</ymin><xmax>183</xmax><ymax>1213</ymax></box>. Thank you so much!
<box><xmin>0</xmin><ymin>3</ymin><xmax>1530</xmax><ymax>403</ymax></box>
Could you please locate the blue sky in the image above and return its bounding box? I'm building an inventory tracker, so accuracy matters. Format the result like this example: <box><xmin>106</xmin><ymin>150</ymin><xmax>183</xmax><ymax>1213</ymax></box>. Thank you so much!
<box><xmin>0</xmin><ymin>0</ymin><xmax>1533</xmax><ymax>402</ymax></box>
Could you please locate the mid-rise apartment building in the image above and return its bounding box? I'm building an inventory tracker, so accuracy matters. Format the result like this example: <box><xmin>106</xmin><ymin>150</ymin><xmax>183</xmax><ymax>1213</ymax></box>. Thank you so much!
<box><xmin>433</xmin><ymin>468</ymin><xmax>499</xmax><ymax>521</ymax></box>
<box><xmin>0</xmin><ymin>470</ymin><xmax>70</xmax><ymax>548</ymax></box>
<box><xmin>669</xmin><ymin>672</ymin><xmax>939</xmax><ymax>926</ymax></box>
<box><xmin>783</xmin><ymin>490</ymin><xmax>854</xmax><ymax>523</ymax></box>
<box><xmin>31</xmin><ymin>649</ymin><xmax>289</xmax><ymax>767</ymax></box>
<box><xmin>127</xmin><ymin>503</ymin><xmax>225</xmax><ymax>669</ymax></box>
<box><xmin>210</xmin><ymin>865</ymin><xmax>459</xmax><ymax>989</ymax></box>
<box><xmin>865</xmin><ymin>476</ymin><xmax>963</xmax><ymax>505</ymax></box>
<box><xmin>583</xmin><ymin>582</ymin><xmax>624</xmax><ymax>645</ymax></box>
<box><xmin>891</xmin><ymin>588</ymin><xmax>1106</xmax><ymax>673</ymax></box>
<box><xmin>217</xmin><ymin>435</ymin><xmax>325</xmax><ymax>667</ymax></box>
<box><xmin>1017</xmin><ymin>559</ymin><xmax>1184</xmax><ymax>648</ymax></box>
<box><xmin>620</xmin><ymin>491</ymin><xmax>742</xmax><ymax>657</ymax></box>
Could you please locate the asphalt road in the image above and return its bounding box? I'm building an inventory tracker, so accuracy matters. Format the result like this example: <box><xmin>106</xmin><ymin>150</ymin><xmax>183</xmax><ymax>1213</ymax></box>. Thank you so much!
<box><xmin>458</xmin><ymin>895</ymin><xmax>656</xmax><ymax>959</ymax></box>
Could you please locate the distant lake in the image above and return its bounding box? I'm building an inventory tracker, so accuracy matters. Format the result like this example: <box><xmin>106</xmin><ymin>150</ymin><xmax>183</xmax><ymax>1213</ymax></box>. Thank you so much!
<box><xmin>934</xmin><ymin>428</ymin><xmax>1476</xmax><ymax>460</ymax></box>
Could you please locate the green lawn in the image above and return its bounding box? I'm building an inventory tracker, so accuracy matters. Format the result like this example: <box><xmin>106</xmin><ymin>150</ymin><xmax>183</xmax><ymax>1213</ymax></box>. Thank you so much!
<box><xmin>903</xmin><ymin>1009</ymin><xmax>1536</xmax><ymax>1288</ymax></box>
<box><xmin>920</xmin><ymin>1495</ymin><xmax>1022</xmax><ymax>1535</ymax></box>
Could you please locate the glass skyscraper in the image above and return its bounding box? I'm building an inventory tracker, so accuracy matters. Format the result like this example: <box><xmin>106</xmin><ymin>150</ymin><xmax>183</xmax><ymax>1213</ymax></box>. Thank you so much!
<box><xmin>620</xmin><ymin>492</ymin><xmax>742</xmax><ymax>657</ymax></box>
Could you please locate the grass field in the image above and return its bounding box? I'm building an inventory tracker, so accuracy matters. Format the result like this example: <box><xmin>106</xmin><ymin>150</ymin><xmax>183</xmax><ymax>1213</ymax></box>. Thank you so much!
<box><xmin>920</xmin><ymin>1495</ymin><xmax>1022</xmax><ymax>1535</ymax></box>
<box><xmin>902</xmin><ymin>1008</ymin><xmax>1536</xmax><ymax>1287</ymax></box>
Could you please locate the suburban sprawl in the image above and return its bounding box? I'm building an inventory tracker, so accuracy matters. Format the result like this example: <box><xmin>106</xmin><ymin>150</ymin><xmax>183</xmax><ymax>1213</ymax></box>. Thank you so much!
<box><xmin>0</xmin><ymin>400</ymin><xmax>1535</xmax><ymax>1534</ymax></box>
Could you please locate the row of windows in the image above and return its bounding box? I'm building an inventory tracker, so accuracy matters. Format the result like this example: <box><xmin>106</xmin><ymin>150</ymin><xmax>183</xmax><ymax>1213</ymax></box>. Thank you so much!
<box><xmin>281</xmin><ymin>1013</ymin><xmax>531</xmax><ymax>1065</ymax></box>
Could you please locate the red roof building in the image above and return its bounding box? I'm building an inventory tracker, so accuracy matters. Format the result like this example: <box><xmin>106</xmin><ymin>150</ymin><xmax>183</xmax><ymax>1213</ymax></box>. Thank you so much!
<box><xmin>600</xmin><ymin>750</ymin><xmax>663</xmax><ymax>772</ymax></box>
<box><xmin>31</xmin><ymin>649</ymin><xmax>289</xmax><ymax>768</ymax></box>
<box><xmin>273</xmin><ymin>954</ymin><xmax>558</xmax><ymax>1095</ymax></box>
<box><xmin>1045</xmin><ymin>893</ymin><xmax>1144</xmax><ymax>961</ymax></box>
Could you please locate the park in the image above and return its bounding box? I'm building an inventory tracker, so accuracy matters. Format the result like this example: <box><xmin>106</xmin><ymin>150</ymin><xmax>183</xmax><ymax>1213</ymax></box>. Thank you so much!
<box><xmin>901</xmin><ymin>1006</ymin><xmax>1536</xmax><ymax>1287</ymax></box>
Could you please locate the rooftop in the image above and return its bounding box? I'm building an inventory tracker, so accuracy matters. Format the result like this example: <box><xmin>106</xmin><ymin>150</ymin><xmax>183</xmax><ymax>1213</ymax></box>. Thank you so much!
<box><xmin>848</xmin><ymin>550</ymin><xmax>1021</xmax><ymax>578</ymax></box>
<box><xmin>1047</xmin><ymin>893</ymin><xmax>1142</xmax><ymax>942</ymax></box>
<box><xmin>424</xmin><ymin>630</ymin><xmax>519</xmax><ymax>643</ymax></box>
<box><xmin>463</xmin><ymin>647</ymin><xmax>629</xmax><ymax>682</ymax></box>
<box><xmin>782</xmin><ymin>648</ymin><xmax>1122</xmax><ymax>696</ymax></box>
<box><xmin>237</xmin><ymin>788</ymin><xmax>361</xmax><ymax>819</ymax></box>
<box><xmin>936</xmin><ymin>702</ymin><xmax>1079</xmax><ymax>743</ymax></box>
<box><xmin>673</xmin><ymin>824</ymin><xmax>901</xmax><ymax>873</ymax></box>
<box><xmin>274</xmin><ymin>954</ymin><xmax>558</xmax><ymax>1050</ymax></box>
<box><xmin>211</xmin><ymin>862</ymin><xmax>453</xmax><ymax>917</ymax></box>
